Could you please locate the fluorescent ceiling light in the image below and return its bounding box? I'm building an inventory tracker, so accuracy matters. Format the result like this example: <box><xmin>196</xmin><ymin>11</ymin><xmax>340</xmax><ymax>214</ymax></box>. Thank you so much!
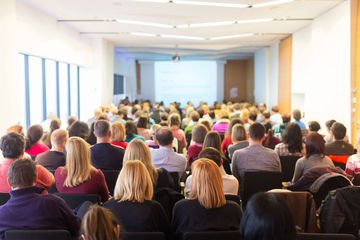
<box><xmin>160</xmin><ymin>34</ymin><xmax>205</xmax><ymax>40</ymax></box>
<box><xmin>236</xmin><ymin>18</ymin><xmax>274</xmax><ymax>24</ymax></box>
<box><xmin>173</xmin><ymin>0</ymin><xmax>249</xmax><ymax>8</ymax></box>
<box><xmin>177</xmin><ymin>21</ymin><xmax>235</xmax><ymax>28</ymax></box>
<box><xmin>130</xmin><ymin>32</ymin><xmax>157</xmax><ymax>37</ymax></box>
<box><xmin>252</xmin><ymin>0</ymin><xmax>294</xmax><ymax>8</ymax></box>
<box><xmin>116</xmin><ymin>19</ymin><xmax>173</xmax><ymax>28</ymax></box>
<box><xmin>131</xmin><ymin>0</ymin><xmax>169</xmax><ymax>2</ymax></box>
<box><xmin>209</xmin><ymin>33</ymin><xmax>253</xmax><ymax>40</ymax></box>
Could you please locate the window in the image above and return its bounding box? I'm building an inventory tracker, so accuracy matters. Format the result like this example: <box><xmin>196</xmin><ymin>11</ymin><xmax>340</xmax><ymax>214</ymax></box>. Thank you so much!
<box><xmin>20</xmin><ymin>54</ymin><xmax>81</xmax><ymax>128</ymax></box>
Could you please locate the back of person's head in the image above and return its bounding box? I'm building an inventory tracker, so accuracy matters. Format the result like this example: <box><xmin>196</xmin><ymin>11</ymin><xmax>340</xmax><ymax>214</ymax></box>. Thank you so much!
<box><xmin>51</xmin><ymin>129</ymin><xmax>68</xmax><ymax>149</ymax></box>
<box><xmin>136</xmin><ymin>116</ymin><xmax>148</xmax><ymax>129</ymax></box>
<box><xmin>64</xmin><ymin>137</ymin><xmax>92</xmax><ymax>187</ymax></box>
<box><xmin>199</xmin><ymin>119</ymin><xmax>212</xmax><ymax>131</ymax></box>
<box><xmin>192</xmin><ymin>124</ymin><xmax>208</xmax><ymax>144</ymax></box>
<box><xmin>8</xmin><ymin>158</ymin><xmax>37</xmax><ymax>189</ymax></box>
<box><xmin>305</xmin><ymin>133</ymin><xmax>325</xmax><ymax>158</ymax></box>
<box><xmin>308</xmin><ymin>121</ymin><xmax>321</xmax><ymax>132</ymax></box>
<box><xmin>203</xmin><ymin>131</ymin><xmax>222</xmax><ymax>151</ymax></box>
<box><xmin>231</xmin><ymin>124</ymin><xmax>246</xmax><ymax>142</ymax></box>
<box><xmin>263</xmin><ymin>111</ymin><xmax>271</xmax><ymax>119</ymax></box>
<box><xmin>114</xmin><ymin>160</ymin><xmax>153</xmax><ymax>203</ymax></box>
<box><xmin>218</xmin><ymin>111</ymin><xmax>229</xmax><ymax>119</ymax></box>
<box><xmin>190</xmin><ymin>111</ymin><xmax>200</xmax><ymax>122</ymax></box>
<box><xmin>67</xmin><ymin>116</ymin><xmax>77</xmax><ymax>128</ymax></box>
<box><xmin>325</xmin><ymin>119</ymin><xmax>336</xmax><ymax>130</ymax></box>
<box><xmin>0</xmin><ymin>132</ymin><xmax>25</xmax><ymax>159</ymax></box>
<box><xmin>169</xmin><ymin>113</ymin><xmax>181</xmax><ymax>127</ymax></box>
<box><xmin>189</xmin><ymin>158</ymin><xmax>225</xmax><ymax>209</ymax></box>
<box><xmin>240</xmin><ymin>192</ymin><xmax>296</xmax><ymax>240</ymax></box>
<box><xmin>125</xmin><ymin>121</ymin><xmax>137</xmax><ymax>138</ymax></box>
<box><xmin>271</xmin><ymin>105</ymin><xmax>279</xmax><ymax>113</ymax></box>
<box><xmin>94</xmin><ymin>120</ymin><xmax>111</xmax><ymax>138</ymax></box>
<box><xmin>249</xmin><ymin>110</ymin><xmax>258</xmax><ymax>122</ymax></box>
<box><xmin>240</xmin><ymin>109</ymin><xmax>250</xmax><ymax>122</ymax></box>
<box><xmin>155</xmin><ymin>127</ymin><xmax>174</xmax><ymax>146</ymax></box>
<box><xmin>283</xmin><ymin>123</ymin><xmax>303</xmax><ymax>154</ymax></box>
<box><xmin>249</xmin><ymin>123</ymin><xmax>265</xmax><ymax>141</ymax></box>
<box><xmin>68</xmin><ymin>121</ymin><xmax>90</xmax><ymax>140</ymax></box>
<box><xmin>26</xmin><ymin>124</ymin><xmax>44</xmax><ymax>147</ymax></box>
<box><xmin>49</xmin><ymin>119</ymin><xmax>61</xmax><ymax>132</ymax></box>
<box><xmin>226</xmin><ymin>118</ymin><xmax>244</xmax><ymax>136</ymax></box>
<box><xmin>282</xmin><ymin>113</ymin><xmax>291</xmax><ymax>124</ymax></box>
<box><xmin>111</xmin><ymin>122</ymin><xmax>126</xmax><ymax>142</ymax></box>
<box><xmin>292</xmin><ymin>109</ymin><xmax>302</xmax><ymax>121</ymax></box>
<box><xmin>6</xmin><ymin>124</ymin><xmax>24</xmax><ymax>136</ymax></box>
<box><xmin>81</xmin><ymin>205</ymin><xmax>120</xmax><ymax>240</ymax></box>
<box><xmin>331</xmin><ymin>122</ymin><xmax>347</xmax><ymax>140</ymax></box>
<box><xmin>198</xmin><ymin>147</ymin><xmax>222</xmax><ymax>167</ymax></box>
<box><xmin>233</xmin><ymin>103</ymin><xmax>241</xmax><ymax>111</ymax></box>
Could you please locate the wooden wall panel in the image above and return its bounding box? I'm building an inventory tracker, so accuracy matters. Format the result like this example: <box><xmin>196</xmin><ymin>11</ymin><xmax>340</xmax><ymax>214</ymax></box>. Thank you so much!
<box><xmin>136</xmin><ymin>60</ymin><xmax>141</xmax><ymax>95</ymax></box>
<box><xmin>278</xmin><ymin>36</ymin><xmax>292</xmax><ymax>113</ymax></box>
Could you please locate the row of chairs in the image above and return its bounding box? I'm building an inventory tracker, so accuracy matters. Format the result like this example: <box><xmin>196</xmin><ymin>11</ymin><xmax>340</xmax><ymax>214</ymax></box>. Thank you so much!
<box><xmin>4</xmin><ymin>230</ymin><xmax>356</xmax><ymax>240</ymax></box>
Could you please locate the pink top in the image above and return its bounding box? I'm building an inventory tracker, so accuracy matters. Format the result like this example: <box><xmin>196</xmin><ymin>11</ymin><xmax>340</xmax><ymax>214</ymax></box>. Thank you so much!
<box><xmin>111</xmin><ymin>141</ymin><xmax>128</xmax><ymax>150</ymax></box>
<box><xmin>26</xmin><ymin>143</ymin><xmax>49</xmax><ymax>157</ymax></box>
<box><xmin>212</xmin><ymin>121</ymin><xmax>229</xmax><ymax>135</ymax></box>
<box><xmin>0</xmin><ymin>159</ymin><xmax>54</xmax><ymax>193</ymax></box>
<box><xmin>172</xmin><ymin>128</ymin><xmax>187</xmax><ymax>153</ymax></box>
<box><xmin>55</xmin><ymin>167</ymin><xmax>110</xmax><ymax>202</ymax></box>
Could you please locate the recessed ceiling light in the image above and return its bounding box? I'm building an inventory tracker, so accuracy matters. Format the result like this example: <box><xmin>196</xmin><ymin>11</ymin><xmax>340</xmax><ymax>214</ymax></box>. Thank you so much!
<box><xmin>115</xmin><ymin>19</ymin><xmax>173</xmax><ymax>28</ymax></box>
<box><xmin>130</xmin><ymin>32</ymin><xmax>157</xmax><ymax>37</ymax></box>
<box><xmin>252</xmin><ymin>0</ymin><xmax>294</xmax><ymax>8</ymax></box>
<box><xmin>236</xmin><ymin>18</ymin><xmax>274</xmax><ymax>24</ymax></box>
<box><xmin>160</xmin><ymin>34</ymin><xmax>205</xmax><ymax>40</ymax></box>
<box><xmin>172</xmin><ymin>0</ymin><xmax>249</xmax><ymax>8</ymax></box>
<box><xmin>177</xmin><ymin>21</ymin><xmax>235</xmax><ymax>28</ymax></box>
<box><xmin>209</xmin><ymin>33</ymin><xmax>254</xmax><ymax>40</ymax></box>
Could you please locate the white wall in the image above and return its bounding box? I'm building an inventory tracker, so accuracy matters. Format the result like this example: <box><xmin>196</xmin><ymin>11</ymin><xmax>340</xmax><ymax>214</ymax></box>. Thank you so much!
<box><xmin>114</xmin><ymin>53</ymin><xmax>137</xmax><ymax>102</ymax></box>
<box><xmin>292</xmin><ymin>1</ymin><xmax>351</xmax><ymax>136</ymax></box>
<box><xmin>138</xmin><ymin>61</ymin><xmax>155</xmax><ymax>101</ymax></box>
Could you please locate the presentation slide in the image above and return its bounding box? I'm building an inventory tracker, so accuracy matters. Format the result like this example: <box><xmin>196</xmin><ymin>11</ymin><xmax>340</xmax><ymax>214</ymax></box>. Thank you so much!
<box><xmin>155</xmin><ymin>61</ymin><xmax>217</xmax><ymax>106</ymax></box>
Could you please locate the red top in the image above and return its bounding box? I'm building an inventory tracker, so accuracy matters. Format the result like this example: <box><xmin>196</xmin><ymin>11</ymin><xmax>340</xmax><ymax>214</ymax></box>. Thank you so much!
<box><xmin>221</xmin><ymin>135</ymin><xmax>232</xmax><ymax>155</ymax></box>
<box><xmin>111</xmin><ymin>141</ymin><xmax>128</xmax><ymax>150</ymax></box>
<box><xmin>187</xmin><ymin>144</ymin><xmax>203</xmax><ymax>166</ymax></box>
<box><xmin>26</xmin><ymin>143</ymin><xmax>49</xmax><ymax>157</ymax></box>
<box><xmin>55</xmin><ymin>167</ymin><xmax>110</xmax><ymax>202</ymax></box>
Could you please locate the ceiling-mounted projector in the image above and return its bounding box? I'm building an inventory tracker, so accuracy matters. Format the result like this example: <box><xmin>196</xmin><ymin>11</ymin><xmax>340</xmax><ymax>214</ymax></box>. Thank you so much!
<box><xmin>172</xmin><ymin>54</ymin><xmax>181</xmax><ymax>61</ymax></box>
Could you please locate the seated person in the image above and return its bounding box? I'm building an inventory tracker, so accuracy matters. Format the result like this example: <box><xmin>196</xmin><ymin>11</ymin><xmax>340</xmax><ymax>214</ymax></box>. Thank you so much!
<box><xmin>324</xmin><ymin>122</ymin><xmax>354</xmax><ymax>156</ymax></box>
<box><xmin>292</xmin><ymin>109</ymin><xmax>306</xmax><ymax>130</ymax></box>
<box><xmin>240</xmin><ymin>192</ymin><xmax>296</xmax><ymax>240</ymax></box>
<box><xmin>345</xmin><ymin>135</ymin><xmax>360</xmax><ymax>177</ymax></box>
<box><xmin>292</xmin><ymin>133</ymin><xmax>334</xmax><ymax>183</ymax></box>
<box><xmin>0</xmin><ymin>158</ymin><xmax>80</xmax><ymax>239</ymax></box>
<box><xmin>228</xmin><ymin>124</ymin><xmax>249</xmax><ymax>159</ymax></box>
<box><xmin>185</xmin><ymin>147</ymin><xmax>238</xmax><ymax>196</ymax></box>
<box><xmin>262</xmin><ymin>129</ymin><xmax>281</xmax><ymax>150</ymax></box>
<box><xmin>212</xmin><ymin>111</ymin><xmax>230</xmax><ymax>135</ymax></box>
<box><xmin>274</xmin><ymin>123</ymin><xmax>304</xmax><ymax>157</ymax></box>
<box><xmin>104</xmin><ymin>161</ymin><xmax>170</xmax><ymax>237</ymax></box>
<box><xmin>55</xmin><ymin>137</ymin><xmax>110</xmax><ymax>203</ymax></box>
<box><xmin>25</xmin><ymin>124</ymin><xmax>49</xmax><ymax>157</ymax></box>
<box><xmin>81</xmin><ymin>205</ymin><xmax>120</xmax><ymax>240</ymax></box>
<box><xmin>187</xmin><ymin>124</ymin><xmax>208</xmax><ymax>166</ymax></box>
<box><xmin>91</xmin><ymin>120</ymin><xmax>124</xmax><ymax>170</ymax></box>
<box><xmin>111</xmin><ymin>122</ymin><xmax>128</xmax><ymax>150</ymax></box>
<box><xmin>35</xmin><ymin>129</ymin><xmax>67</xmax><ymax>171</ymax></box>
<box><xmin>172</xmin><ymin>158</ymin><xmax>242</xmax><ymax>240</ymax></box>
<box><xmin>125</xmin><ymin>121</ymin><xmax>146</xmax><ymax>142</ymax></box>
<box><xmin>0</xmin><ymin>133</ymin><xmax>54</xmax><ymax>193</ymax></box>
<box><xmin>308</xmin><ymin>121</ymin><xmax>321</xmax><ymax>134</ymax></box>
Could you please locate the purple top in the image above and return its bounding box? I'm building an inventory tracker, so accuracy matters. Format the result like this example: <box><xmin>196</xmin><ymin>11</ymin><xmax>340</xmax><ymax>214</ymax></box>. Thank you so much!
<box><xmin>212</xmin><ymin>121</ymin><xmax>229</xmax><ymax>135</ymax></box>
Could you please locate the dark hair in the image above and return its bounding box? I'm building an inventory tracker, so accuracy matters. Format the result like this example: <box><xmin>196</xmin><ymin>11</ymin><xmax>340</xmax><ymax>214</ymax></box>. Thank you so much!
<box><xmin>0</xmin><ymin>133</ymin><xmax>25</xmax><ymax>159</ymax></box>
<box><xmin>305</xmin><ymin>133</ymin><xmax>325</xmax><ymax>158</ymax></box>
<box><xmin>192</xmin><ymin>124</ymin><xmax>208</xmax><ymax>144</ymax></box>
<box><xmin>263</xmin><ymin>111</ymin><xmax>271</xmax><ymax>119</ymax></box>
<box><xmin>169</xmin><ymin>113</ymin><xmax>181</xmax><ymax>127</ymax></box>
<box><xmin>8</xmin><ymin>158</ymin><xmax>37</xmax><ymax>188</ymax></box>
<box><xmin>325</xmin><ymin>119</ymin><xmax>336</xmax><ymax>129</ymax></box>
<box><xmin>125</xmin><ymin>121</ymin><xmax>137</xmax><ymax>138</ymax></box>
<box><xmin>249</xmin><ymin>111</ymin><xmax>258</xmax><ymax>122</ymax></box>
<box><xmin>67</xmin><ymin>116</ymin><xmax>77</xmax><ymax>128</ymax></box>
<box><xmin>49</xmin><ymin>119</ymin><xmax>61</xmax><ymax>132</ymax></box>
<box><xmin>240</xmin><ymin>192</ymin><xmax>296</xmax><ymax>240</ymax></box>
<box><xmin>68</xmin><ymin>121</ymin><xmax>90</xmax><ymax>140</ymax></box>
<box><xmin>160</xmin><ymin>112</ymin><xmax>169</xmax><ymax>121</ymax></box>
<box><xmin>282</xmin><ymin>113</ymin><xmax>291</xmax><ymax>124</ymax></box>
<box><xmin>94</xmin><ymin>120</ymin><xmax>111</xmax><ymax>138</ymax></box>
<box><xmin>249</xmin><ymin>123</ymin><xmax>265</xmax><ymax>141</ymax></box>
<box><xmin>308</xmin><ymin>121</ymin><xmax>321</xmax><ymax>132</ymax></box>
<box><xmin>208</xmin><ymin>111</ymin><xmax>216</xmax><ymax>119</ymax></box>
<box><xmin>263</xmin><ymin>129</ymin><xmax>274</xmax><ymax>149</ymax></box>
<box><xmin>26</xmin><ymin>125</ymin><xmax>43</xmax><ymax>149</ymax></box>
<box><xmin>137</xmin><ymin>116</ymin><xmax>149</xmax><ymax>129</ymax></box>
<box><xmin>155</xmin><ymin>127</ymin><xmax>174</xmax><ymax>146</ymax></box>
<box><xmin>198</xmin><ymin>147</ymin><xmax>222</xmax><ymax>166</ymax></box>
<box><xmin>283</xmin><ymin>123</ymin><xmax>303</xmax><ymax>154</ymax></box>
<box><xmin>197</xmin><ymin>109</ymin><xmax>205</xmax><ymax>118</ymax></box>
<box><xmin>292</xmin><ymin>109</ymin><xmax>302</xmax><ymax>121</ymax></box>
<box><xmin>203</xmin><ymin>131</ymin><xmax>222</xmax><ymax>151</ymax></box>
<box><xmin>331</xmin><ymin>122</ymin><xmax>347</xmax><ymax>140</ymax></box>
<box><xmin>226</xmin><ymin>118</ymin><xmax>244</xmax><ymax>136</ymax></box>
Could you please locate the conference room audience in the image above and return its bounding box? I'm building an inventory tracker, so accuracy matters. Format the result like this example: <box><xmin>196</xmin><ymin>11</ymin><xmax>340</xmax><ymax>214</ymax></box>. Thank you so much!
<box><xmin>240</xmin><ymin>192</ymin><xmax>296</xmax><ymax>240</ymax></box>
<box><xmin>68</xmin><ymin>120</ymin><xmax>90</xmax><ymax>140</ymax></box>
<box><xmin>184</xmin><ymin>111</ymin><xmax>200</xmax><ymax>136</ymax></box>
<box><xmin>111</xmin><ymin>121</ymin><xmax>128</xmax><ymax>150</ymax></box>
<box><xmin>227</xmin><ymin>124</ymin><xmax>249</xmax><ymax>159</ymax></box>
<box><xmin>125</xmin><ymin>120</ymin><xmax>146</xmax><ymax>142</ymax></box>
<box><xmin>150</xmin><ymin>127</ymin><xmax>187</xmax><ymax>174</ymax></box>
<box><xmin>324</xmin><ymin>122</ymin><xmax>354</xmax><ymax>156</ymax></box>
<box><xmin>274</xmin><ymin>123</ymin><xmax>304</xmax><ymax>157</ymax></box>
<box><xmin>146</xmin><ymin>124</ymin><xmax>161</xmax><ymax>149</ymax></box>
<box><xmin>0</xmin><ymin>132</ymin><xmax>54</xmax><ymax>193</ymax></box>
<box><xmin>185</xmin><ymin>148</ymin><xmax>238</xmax><ymax>196</ymax></box>
<box><xmin>172</xmin><ymin>158</ymin><xmax>242</xmax><ymax>240</ymax></box>
<box><xmin>25</xmin><ymin>124</ymin><xmax>49</xmax><ymax>157</ymax></box>
<box><xmin>262</xmin><ymin>111</ymin><xmax>272</xmax><ymax>133</ymax></box>
<box><xmin>187</xmin><ymin>124</ymin><xmax>208</xmax><ymax>166</ymax></box>
<box><xmin>55</xmin><ymin>137</ymin><xmax>110</xmax><ymax>203</ymax></box>
<box><xmin>124</xmin><ymin>139</ymin><xmax>174</xmax><ymax>190</ymax></box>
<box><xmin>262</xmin><ymin>129</ymin><xmax>281</xmax><ymax>150</ymax></box>
<box><xmin>308</xmin><ymin>121</ymin><xmax>321</xmax><ymax>134</ymax></box>
<box><xmin>137</xmin><ymin>116</ymin><xmax>151</xmax><ymax>140</ymax></box>
<box><xmin>221</xmin><ymin>118</ymin><xmax>243</xmax><ymax>155</ymax></box>
<box><xmin>169</xmin><ymin>113</ymin><xmax>187</xmax><ymax>153</ymax></box>
<box><xmin>91</xmin><ymin>120</ymin><xmax>124</xmax><ymax>170</ymax></box>
<box><xmin>324</xmin><ymin>119</ymin><xmax>337</xmax><ymax>144</ymax></box>
<box><xmin>345</xmin><ymin>135</ymin><xmax>360</xmax><ymax>177</ymax></box>
<box><xmin>35</xmin><ymin>129</ymin><xmax>67</xmax><ymax>171</ymax></box>
<box><xmin>292</xmin><ymin>109</ymin><xmax>306</xmax><ymax>130</ymax></box>
<box><xmin>67</xmin><ymin>116</ymin><xmax>77</xmax><ymax>131</ymax></box>
<box><xmin>41</xmin><ymin>118</ymin><xmax>61</xmax><ymax>148</ymax></box>
<box><xmin>81</xmin><ymin>205</ymin><xmax>120</xmax><ymax>240</ymax></box>
<box><xmin>212</xmin><ymin>111</ymin><xmax>230</xmax><ymax>135</ymax></box>
<box><xmin>232</xmin><ymin>123</ymin><xmax>281</xmax><ymax>180</ymax></box>
<box><xmin>104</xmin><ymin>161</ymin><xmax>170</xmax><ymax>237</ymax></box>
<box><xmin>0</xmin><ymin>158</ymin><xmax>80</xmax><ymax>239</ymax></box>
<box><xmin>270</xmin><ymin>105</ymin><xmax>283</xmax><ymax>127</ymax></box>
<box><xmin>273</xmin><ymin>113</ymin><xmax>291</xmax><ymax>140</ymax></box>
<box><xmin>292</xmin><ymin>133</ymin><xmax>335</xmax><ymax>183</ymax></box>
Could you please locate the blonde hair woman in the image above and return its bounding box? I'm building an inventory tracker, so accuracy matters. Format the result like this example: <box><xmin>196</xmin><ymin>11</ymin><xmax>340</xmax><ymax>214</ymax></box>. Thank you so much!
<box><xmin>123</xmin><ymin>139</ymin><xmax>174</xmax><ymax>190</ymax></box>
<box><xmin>104</xmin><ymin>161</ymin><xmax>170</xmax><ymax>235</ymax></box>
<box><xmin>55</xmin><ymin>137</ymin><xmax>109</xmax><ymax>202</ymax></box>
<box><xmin>81</xmin><ymin>205</ymin><xmax>120</xmax><ymax>240</ymax></box>
<box><xmin>172</xmin><ymin>158</ymin><xmax>242</xmax><ymax>240</ymax></box>
<box><xmin>111</xmin><ymin>122</ymin><xmax>128</xmax><ymax>150</ymax></box>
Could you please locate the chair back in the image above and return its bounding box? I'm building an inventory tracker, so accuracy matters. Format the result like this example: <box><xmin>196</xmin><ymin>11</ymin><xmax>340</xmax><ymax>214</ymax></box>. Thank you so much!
<box><xmin>5</xmin><ymin>229</ymin><xmax>71</xmax><ymax>240</ymax></box>
<box><xmin>297</xmin><ymin>233</ymin><xmax>356</xmax><ymax>240</ymax></box>
<box><xmin>153</xmin><ymin>188</ymin><xmax>184</xmax><ymax>219</ymax></box>
<box><xmin>168</xmin><ymin>172</ymin><xmax>181</xmax><ymax>192</ymax></box>
<box><xmin>120</xmin><ymin>232</ymin><xmax>166</xmax><ymax>240</ymax></box>
<box><xmin>328</xmin><ymin>155</ymin><xmax>350</xmax><ymax>170</ymax></box>
<box><xmin>183</xmin><ymin>231</ymin><xmax>241</xmax><ymax>240</ymax></box>
<box><xmin>225</xmin><ymin>194</ymin><xmax>241</xmax><ymax>205</ymax></box>
<box><xmin>54</xmin><ymin>193</ymin><xmax>98</xmax><ymax>209</ymax></box>
<box><xmin>0</xmin><ymin>193</ymin><xmax>10</xmax><ymax>206</ymax></box>
<box><xmin>279</xmin><ymin>156</ymin><xmax>301</xmax><ymax>182</ymax></box>
<box><xmin>240</xmin><ymin>171</ymin><xmax>282</xmax><ymax>207</ymax></box>
<box><xmin>101</xmin><ymin>170</ymin><xmax>120</xmax><ymax>196</ymax></box>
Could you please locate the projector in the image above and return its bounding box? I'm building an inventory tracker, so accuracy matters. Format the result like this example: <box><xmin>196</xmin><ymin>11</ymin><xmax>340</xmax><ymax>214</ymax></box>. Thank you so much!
<box><xmin>172</xmin><ymin>54</ymin><xmax>181</xmax><ymax>62</ymax></box>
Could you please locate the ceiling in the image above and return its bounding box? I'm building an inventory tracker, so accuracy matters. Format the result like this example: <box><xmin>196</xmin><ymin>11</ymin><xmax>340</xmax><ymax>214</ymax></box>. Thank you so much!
<box><xmin>22</xmin><ymin>0</ymin><xmax>344</xmax><ymax>59</ymax></box>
